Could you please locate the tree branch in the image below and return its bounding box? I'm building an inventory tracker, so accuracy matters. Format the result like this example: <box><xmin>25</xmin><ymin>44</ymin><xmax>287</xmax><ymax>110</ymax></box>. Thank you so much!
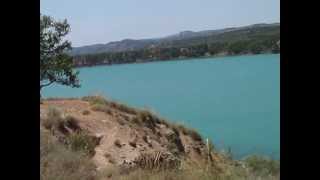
<box><xmin>40</xmin><ymin>81</ymin><xmax>54</xmax><ymax>89</ymax></box>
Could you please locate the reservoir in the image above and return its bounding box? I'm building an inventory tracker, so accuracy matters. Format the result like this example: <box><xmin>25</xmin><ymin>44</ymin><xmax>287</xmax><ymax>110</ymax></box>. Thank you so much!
<box><xmin>43</xmin><ymin>54</ymin><xmax>280</xmax><ymax>159</ymax></box>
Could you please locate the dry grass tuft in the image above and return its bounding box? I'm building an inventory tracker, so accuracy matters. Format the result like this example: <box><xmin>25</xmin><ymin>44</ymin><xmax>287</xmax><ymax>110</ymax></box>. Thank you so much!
<box><xmin>108</xmin><ymin>101</ymin><xmax>138</xmax><ymax>115</ymax></box>
<box><xmin>40</xmin><ymin>129</ymin><xmax>97</xmax><ymax>180</ymax></box>
<box><xmin>82</xmin><ymin>95</ymin><xmax>108</xmax><ymax>106</ymax></box>
<box><xmin>66</xmin><ymin>131</ymin><xmax>97</xmax><ymax>156</ymax></box>
<box><xmin>42</xmin><ymin>107</ymin><xmax>68</xmax><ymax>133</ymax></box>
<box><xmin>170</xmin><ymin>122</ymin><xmax>203</xmax><ymax>142</ymax></box>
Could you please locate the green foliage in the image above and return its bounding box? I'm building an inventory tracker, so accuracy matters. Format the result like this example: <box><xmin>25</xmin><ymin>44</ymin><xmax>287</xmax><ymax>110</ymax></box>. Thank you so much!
<box><xmin>73</xmin><ymin>26</ymin><xmax>280</xmax><ymax>67</ymax></box>
<box><xmin>40</xmin><ymin>14</ymin><xmax>80</xmax><ymax>95</ymax></box>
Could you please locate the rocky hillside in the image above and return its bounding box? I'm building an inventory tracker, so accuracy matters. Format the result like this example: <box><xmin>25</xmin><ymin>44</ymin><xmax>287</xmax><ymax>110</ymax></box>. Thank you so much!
<box><xmin>40</xmin><ymin>96</ymin><xmax>230</xmax><ymax>173</ymax></box>
<box><xmin>40</xmin><ymin>96</ymin><xmax>280</xmax><ymax>180</ymax></box>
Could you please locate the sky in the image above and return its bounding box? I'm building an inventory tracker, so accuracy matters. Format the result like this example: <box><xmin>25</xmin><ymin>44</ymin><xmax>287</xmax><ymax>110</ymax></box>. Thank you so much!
<box><xmin>40</xmin><ymin>0</ymin><xmax>280</xmax><ymax>47</ymax></box>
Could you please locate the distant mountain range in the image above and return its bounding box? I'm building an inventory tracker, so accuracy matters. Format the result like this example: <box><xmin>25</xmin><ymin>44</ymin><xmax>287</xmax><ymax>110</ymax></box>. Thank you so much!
<box><xmin>70</xmin><ymin>23</ymin><xmax>280</xmax><ymax>56</ymax></box>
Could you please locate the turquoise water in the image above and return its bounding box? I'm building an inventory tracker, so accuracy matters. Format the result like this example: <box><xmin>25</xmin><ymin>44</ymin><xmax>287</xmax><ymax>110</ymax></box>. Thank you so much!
<box><xmin>43</xmin><ymin>54</ymin><xmax>280</xmax><ymax>159</ymax></box>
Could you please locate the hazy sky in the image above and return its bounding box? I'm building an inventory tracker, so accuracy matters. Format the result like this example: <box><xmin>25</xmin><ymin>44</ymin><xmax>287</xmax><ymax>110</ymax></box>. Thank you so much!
<box><xmin>41</xmin><ymin>0</ymin><xmax>280</xmax><ymax>47</ymax></box>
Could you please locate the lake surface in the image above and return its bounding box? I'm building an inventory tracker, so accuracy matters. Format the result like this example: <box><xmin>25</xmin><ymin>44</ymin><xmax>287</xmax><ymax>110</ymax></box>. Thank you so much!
<box><xmin>43</xmin><ymin>54</ymin><xmax>280</xmax><ymax>159</ymax></box>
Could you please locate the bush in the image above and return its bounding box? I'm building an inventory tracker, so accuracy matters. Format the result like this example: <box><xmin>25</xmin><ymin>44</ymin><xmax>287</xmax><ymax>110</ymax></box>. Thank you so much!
<box><xmin>175</xmin><ymin>124</ymin><xmax>189</xmax><ymax>135</ymax></box>
<box><xmin>108</xmin><ymin>101</ymin><xmax>138</xmax><ymax>115</ymax></box>
<box><xmin>64</xmin><ymin>115</ymin><xmax>81</xmax><ymax>130</ymax></box>
<box><xmin>243</xmin><ymin>155</ymin><xmax>280</xmax><ymax>176</ymax></box>
<box><xmin>83</xmin><ymin>96</ymin><xmax>138</xmax><ymax>115</ymax></box>
<box><xmin>187</xmin><ymin>128</ymin><xmax>203</xmax><ymax>142</ymax></box>
<box><xmin>91</xmin><ymin>104</ymin><xmax>113</xmax><ymax>114</ymax></box>
<box><xmin>170</xmin><ymin>123</ymin><xmax>203</xmax><ymax>142</ymax></box>
<box><xmin>66</xmin><ymin>131</ymin><xmax>96</xmax><ymax>156</ymax></box>
<box><xmin>40</xmin><ymin>130</ymin><xmax>97</xmax><ymax>180</ymax></box>
<box><xmin>132</xmin><ymin>110</ymin><xmax>159</xmax><ymax>131</ymax></box>
<box><xmin>82</xmin><ymin>95</ymin><xmax>108</xmax><ymax>106</ymax></box>
<box><xmin>42</xmin><ymin>108</ymin><xmax>82</xmax><ymax>136</ymax></box>
<box><xmin>42</xmin><ymin>107</ymin><xmax>64</xmax><ymax>130</ymax></box>
<box><xmin>165</xmin><ymin>132</ymin><xmax>185</xmax><ymax>154</ymax></box>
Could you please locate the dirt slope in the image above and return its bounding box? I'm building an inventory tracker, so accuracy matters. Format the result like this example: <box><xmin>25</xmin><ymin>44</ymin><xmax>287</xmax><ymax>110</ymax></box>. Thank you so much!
<box><xmin>40</xmin><ymin>98</ymin><xmax>229</xmax><ymax>172</ymax></box>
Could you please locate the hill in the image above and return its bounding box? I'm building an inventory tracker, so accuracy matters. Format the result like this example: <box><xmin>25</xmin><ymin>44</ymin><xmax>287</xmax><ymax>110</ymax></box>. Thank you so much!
<box><xmin>71</xmin><ymin>23</ymin><xmax>279</xmax><ymax>55</ymax></box>
<box><xmin>70</xmin><ymin>23</ymin><xmax>280</xmax><ymax>67</ymax></box>
<box><xmin>40</xmin><ymin>96</ymin><xmax>280</xmax><ymax>180</ymax></box>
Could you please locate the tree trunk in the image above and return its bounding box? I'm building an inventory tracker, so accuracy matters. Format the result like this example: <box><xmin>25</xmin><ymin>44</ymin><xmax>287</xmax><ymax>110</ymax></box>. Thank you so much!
<box><xmin>40</xmin><ymin>86</ymin><xmax>42</xmax><ymax>100</ymax></box>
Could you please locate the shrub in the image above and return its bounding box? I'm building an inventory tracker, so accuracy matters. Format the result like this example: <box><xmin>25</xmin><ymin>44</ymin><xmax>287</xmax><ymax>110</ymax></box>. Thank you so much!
<box><xmin>91</xmin><ymin>104</ymin><xmax>113</xmax><ymax>114</ymax></box>
<box><xmin>167</xmin><ymin>122</ymin><xmax>203</xmax><ymax>142</ymax></box>
<box><xmin>158</xmin><ymin>118</ymin><xmax>170</xmax><ymax>127</ymax></box>
<box><xmin>64</xmin><ymin>116</ymin><xmax>81</xmax><ymax>131</ymax></box>
<box><xmin>40</xmin><ymin>130</ymin><xmax>97</xmax><ymax>180</ymax></box>
<box><xmin>66</xmin><ymin>131</ymin><xmax>96</xmax><ymax>156</ymax></box>
<box><xmin>165</xmin><ymin>132</ymin><xmax>185</xmax><ymax>154</ymax></box>
<box><xmin>42</xmin><ymin>107</ymin><xmax>64</xmax><ymax>130</ymax></box>
<box><xmin>109</xmin><ymin>101</ymin><xmax>138</xmax><ymax>115</ymax></box>
<box><xmin>243</xmin><ymin>155</ymin><xmax>280</xmax><ymax>176</ymax></box>
<box><xmin>42</xmin><ymin>109</ymin><xmax>82</xmax><ymax>136</ymax></box>
<box><xmin>82</xmin><ymin>95</ymin><xmax>108</xmax><ymax>106</ymax></box>
<box><xmin>187</xmin><ymin>128</ymin><xmax>203</xmax><ymax>142</ymax></box>
<box><xmin>175</xmin><ymin>124</ymin><xmax>189</xmax><ymax>135</ymax></box>
<box><xmin>172</xmin><ymin>124</ymin><xmax>203</xmax><ymax>142</ymax></box>
<box><xmin>133</xmin><ymin>110</ymin><xmax>159</xmax><ymax>131</ymax></box>
<box><xmin>132</xmin><ymin>116</ymin><xmax>142</xmax><ymax>125</ymax></box>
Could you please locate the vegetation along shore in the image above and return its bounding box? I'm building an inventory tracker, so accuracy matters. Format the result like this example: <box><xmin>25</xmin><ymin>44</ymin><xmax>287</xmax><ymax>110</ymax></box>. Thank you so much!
<box><xmin>71</xmin><ymin>23</ymin><xmax>280</xmax><ymax>67</ymax></box>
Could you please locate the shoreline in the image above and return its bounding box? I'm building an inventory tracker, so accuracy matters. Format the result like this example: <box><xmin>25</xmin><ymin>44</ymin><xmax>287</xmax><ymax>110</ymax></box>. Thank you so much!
<box><xmin>74</xmin><ymin>52</ymin><xmax>280</xmax><ymax>69</ymax></box>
